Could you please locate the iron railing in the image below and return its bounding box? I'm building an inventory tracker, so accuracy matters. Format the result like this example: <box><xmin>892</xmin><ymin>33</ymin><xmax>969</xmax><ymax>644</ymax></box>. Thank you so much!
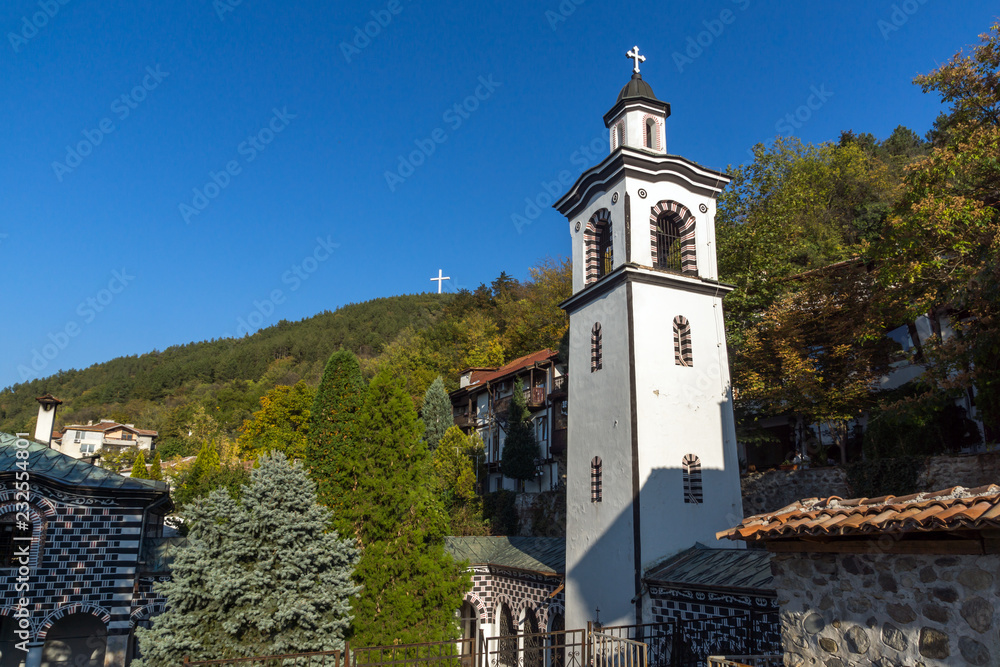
<box><xmin>182</xmin><ymin>618</ymin><xmax>780</xmax><ymax>667</ymax></box>
<box><xmin>591</xmin><ymin>631</ymin><xmax>647</xmax><ymax>667</ymax></box>
<box><xmin>183</xmin><ymin>650</ymin><xmax>346</xmax><ymax>667</ymax></box>
<box><xmin>706</xmin><ymin>657</ymin><xmax>782</xmax><ymax>667</ymax></box>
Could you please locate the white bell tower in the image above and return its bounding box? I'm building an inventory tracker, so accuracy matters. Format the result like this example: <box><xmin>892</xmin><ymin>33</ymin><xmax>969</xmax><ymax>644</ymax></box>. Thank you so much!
<box><xmin>555</xmin><ymin>48</ymin><xmax>743</xmax><ymax>631</ymax></box>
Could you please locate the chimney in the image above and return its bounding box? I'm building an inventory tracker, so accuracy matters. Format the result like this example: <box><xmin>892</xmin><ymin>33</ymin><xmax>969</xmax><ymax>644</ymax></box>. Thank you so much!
<box><xmin>34</xmin><ymin>394</ymin><xmax>63</xmax><ymax>446</ymax></box>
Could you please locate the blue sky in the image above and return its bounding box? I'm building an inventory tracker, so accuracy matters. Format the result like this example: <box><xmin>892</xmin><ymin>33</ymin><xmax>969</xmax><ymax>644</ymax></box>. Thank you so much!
<box><xmin>2</xmin><ymin>0</ymin><xmax>996</xmax><ymax>391</ymax></box>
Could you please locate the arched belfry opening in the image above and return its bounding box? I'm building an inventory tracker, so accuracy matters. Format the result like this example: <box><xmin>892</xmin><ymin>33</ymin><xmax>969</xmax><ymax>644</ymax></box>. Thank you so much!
<box><xmin>650</xmin><ymin>200</ymin><xmax>698</xmax><ymax>275</ymax></box>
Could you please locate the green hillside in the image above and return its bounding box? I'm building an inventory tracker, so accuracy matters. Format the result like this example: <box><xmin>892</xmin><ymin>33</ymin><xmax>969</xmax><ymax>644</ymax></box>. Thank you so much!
<box><xmin>0</xmin><ymin>258</ymin><xmax>573</xmax><ymax>456</ymax></box>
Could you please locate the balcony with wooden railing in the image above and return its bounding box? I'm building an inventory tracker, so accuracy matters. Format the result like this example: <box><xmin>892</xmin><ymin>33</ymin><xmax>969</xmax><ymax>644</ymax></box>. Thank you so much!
<box><xmin>550</xmin><ymin>374</ymin><xmax>568</xmax><ymax>398</ymax></box>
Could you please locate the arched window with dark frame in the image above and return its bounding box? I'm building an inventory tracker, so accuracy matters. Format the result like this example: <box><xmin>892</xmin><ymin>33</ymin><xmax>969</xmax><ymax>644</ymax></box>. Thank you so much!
<box><xmin>591</xmin><ymin>456</ymin><xmax>602</xmax><ymax>502</ymax></box>
<box><xmin>650</xmin><ymin>201</ymin><xmax>698</xmax><ymax>275</ymax></box>
<box><xmin>645</xmin><ymin>118</ymin><xmax>655</xmax><ymax>149</ymax></box>
<box><xmin>673</xmin><ymin>316</ymin><xmax>693</xmax><ymax>367</ymax></box>
<box><xmin>616</xmin><ymin>122</ymin><xmax>624</xmax><ymax>148</ymax></box>
<box><xmin>682</xmin><ymin>454</ymin><xmax>703</xmax><ymax>504</ymax></box>
<box><xmin>591</xmin><ymin>322</ymin><xmax>603</xmax><ymax>372</ymax></box>
<box><xmin>584</xmin><ymin>210</ymin><xmax>613</xmax><ymax>284</ymax></box>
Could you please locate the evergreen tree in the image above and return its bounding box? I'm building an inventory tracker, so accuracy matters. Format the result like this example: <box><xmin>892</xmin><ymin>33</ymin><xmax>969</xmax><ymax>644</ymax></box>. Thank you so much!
<box><xmin>134</xmin><ymin>452</ymin><xmax>359</xmax><ymax>666</ymax></box>
<box><xmin>148</xmin><ymin>451</ymin><xmax>164</xmax><ymax>481</ymax></box>
<box><xmin>433</xmin><ymin>426</ymin><xmax>488</xmax><ymax>536</ymax></box>
<box><xmin>307</xmin><ymin>350</ymin><xmax>367</xmax><ymax>511</ymax></box>
<box><xmin>501</xmin><ymin>378</ymin><xmax>541</xmax><ymax>481</ymax></box>
<box><xmin>345</xmin><ymin>370</ymin><xmax>470</xmax><ymax>646</ymax></box>
<box><xmin>130</xmin><ymin>450</ymin><xmax>149</xmax><ymax>479</ymax></box>
<box><xmin>175</xmin><ymin>440</ymin><xmax>248</xmax><ymax>507</ymax></box>
<box><xmin>421</xmin><ymin>376</ymin><xmax>452</xmax><ymax>452</ymax></box>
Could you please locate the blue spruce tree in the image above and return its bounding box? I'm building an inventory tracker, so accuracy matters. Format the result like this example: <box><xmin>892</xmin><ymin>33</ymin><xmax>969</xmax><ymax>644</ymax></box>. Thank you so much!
<box><xmin>135</xmin><ymin>452</ymin><xmax>359</xmax><ymax>665</ymax></box>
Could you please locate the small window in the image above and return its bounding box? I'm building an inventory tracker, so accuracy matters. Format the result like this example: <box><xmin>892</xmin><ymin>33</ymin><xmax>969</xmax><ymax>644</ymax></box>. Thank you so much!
<box><xmin>123</xmin><ymin>433</ymin><xmax>133</xmax><ymax>441</ymax></box>
<box><xmin>616</xmin><ymin>123</ymin><xmax>624</xmax><ymax>148</ymax></box>
<box><xmin>683</xmin><ymin>454</ymin><xmax>703</xmax><ymax>504</ymax></box>
<box><xmin>645</xmin><ymin>118</ymin><xmax>655</xmax><ymax>149</ymax></box>
<box><xmin>673</xmin><ymin>316</ymin><xmax>693</xmax><ymax>367</ymax></box>
<box><xmin>591</xmin><ymin>322</ymin><xmax>603</xmax><ymax>372</ymax></box>
<box><xmin>591</xmin><ymin>456</ymin><xmax>603</xmax><ymax>502</ymax></box>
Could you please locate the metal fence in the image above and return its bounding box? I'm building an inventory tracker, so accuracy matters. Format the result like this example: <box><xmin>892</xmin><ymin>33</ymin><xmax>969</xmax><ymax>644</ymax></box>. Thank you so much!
<box><xmin>182</xmin><ymin>619</ymin><xmax>779</xmax><ymax>667</ymax></box>
<box><xmin>183</xmin><ymin>650</ymin><xmax>346</xmax><ymax>667</ymax></box>
<box><xmin>590</xmin><ymin>631</ymin><xmax>646</xmax><ymax>667</ymax></box>
<box><xmin>706</xmin><ymin>657</ymin><xmax>782</xmax><ymax>667</ymax></box>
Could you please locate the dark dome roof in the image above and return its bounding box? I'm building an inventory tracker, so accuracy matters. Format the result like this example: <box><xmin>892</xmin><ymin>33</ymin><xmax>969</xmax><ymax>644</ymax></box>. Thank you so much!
<box><xmin>617</xmin><ymin>73</ymin><xmax>659</xmax><ymax>103</ymax></box>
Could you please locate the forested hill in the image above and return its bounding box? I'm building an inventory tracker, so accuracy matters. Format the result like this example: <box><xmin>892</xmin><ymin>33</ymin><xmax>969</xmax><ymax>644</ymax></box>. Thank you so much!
<box><xmin>0</xmin><ymin>293</ymin><xmax>448</xmax><ymax>433</ymax></box>
<box><xmin>0</xmin><ymin>258</ymin><xmax>573</xmax><ymax>452</ymax></box>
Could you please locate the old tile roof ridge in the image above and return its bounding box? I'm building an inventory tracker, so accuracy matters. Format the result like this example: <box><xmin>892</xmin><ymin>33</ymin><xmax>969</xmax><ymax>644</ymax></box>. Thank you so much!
<box><xmin>719</xmin><ymin>483</ymin><xmax>1000</xmax><ymax>541</ymax></box>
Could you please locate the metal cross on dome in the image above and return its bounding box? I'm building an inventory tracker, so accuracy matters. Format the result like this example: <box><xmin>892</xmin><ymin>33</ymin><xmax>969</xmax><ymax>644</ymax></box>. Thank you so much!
<box><xmin>627</xmin><ymin>45</ymin><xmax>646</xmax><ymax>74</ymax></box>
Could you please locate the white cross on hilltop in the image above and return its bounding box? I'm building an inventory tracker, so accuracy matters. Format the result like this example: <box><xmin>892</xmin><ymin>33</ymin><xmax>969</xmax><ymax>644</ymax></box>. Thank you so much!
<box><xmin>430</xmin><ymin>269</ymin><xmax>450</xmax><ymax>294</ymax></box>
<box><xmin>627</xmin><ymin>46</ymin><xmax>646</xmax><ymax>74</ymax></box>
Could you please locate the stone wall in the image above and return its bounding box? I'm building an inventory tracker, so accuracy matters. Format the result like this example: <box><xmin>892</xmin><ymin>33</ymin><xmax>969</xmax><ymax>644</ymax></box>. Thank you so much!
<box><xmin>742</xmin><ymin>467</ymin><xmax>851</xmax><ymax>516</ymax></box>
<box><xmin>772</xmin><ymin>550</ymin><xmax>998</xmax><ymax>666</ymax></box>
<box><xmin>742</xmin><ymin>452</ymin><xmax>1000</xmax><ymax>518</ymax></box>
<box><xmin>919</xmin><ymin>452</ymin><xmax>1000</xmax><ymax>491</ymax></box>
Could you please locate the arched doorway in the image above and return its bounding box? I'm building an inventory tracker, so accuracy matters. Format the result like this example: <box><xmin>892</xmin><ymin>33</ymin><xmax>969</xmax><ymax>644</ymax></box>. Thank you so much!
<box><xmin>547</xmin><ymin>613</ymin><xmax>565</xmax><ymax>667</ymax></box>
<box><xmin>1</xmin><ymin>616</ymin><xmax>25</xmax><ymax>667</ymax></box>
<box><xmin>459</xmin><ymin>601</ymin><xmax>481</xmax><ymax>659</ymax></box>
<box><xmin>497</xmin><ymin>604</ymin><xmax>516</xmax><ymax>667</ymax></box>
<box><xmin>522</xmin><ymin>608</ymin><xmax>542</xmax><ymax>667</ymax></box>
<box><xmin>41</xmin><ymin>614</ymin><xmax>106</xmax><ymax>667</ymax></box>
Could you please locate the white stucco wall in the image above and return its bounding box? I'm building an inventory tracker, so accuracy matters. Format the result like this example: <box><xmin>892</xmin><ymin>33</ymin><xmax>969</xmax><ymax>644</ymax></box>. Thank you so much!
<box><xmin>565</xmin><ymin>283</ymin><xmax>636</xmax><ymax>631</ymax></box>
<box><xmin>631</xmin><ymin>280</ymin><xmax>743</xmax><ymax>570</ymax></box>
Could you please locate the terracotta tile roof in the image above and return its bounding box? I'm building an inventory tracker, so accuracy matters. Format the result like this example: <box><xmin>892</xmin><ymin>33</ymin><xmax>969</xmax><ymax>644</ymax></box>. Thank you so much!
<box><xmin>465</xmin><ymin>349</ymin><xmax>558</xmax><ymax>387</ymax></box>
<box><xmin>62</xmin><ymin>422</ymin><xmax>158</xmax><ymax>436</ymax></box>
<box><xmin>718</xmin><ymin>484</ymin><xmax>1000</xmax><ymax>542</ymax></box>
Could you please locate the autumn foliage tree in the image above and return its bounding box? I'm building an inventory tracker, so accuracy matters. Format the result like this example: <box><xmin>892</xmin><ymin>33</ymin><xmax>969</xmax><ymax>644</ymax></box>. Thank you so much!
<box><xmin>873</xmin><ymin>22</ymin><xmax>1000</xmax><ymax>435</ymax></box>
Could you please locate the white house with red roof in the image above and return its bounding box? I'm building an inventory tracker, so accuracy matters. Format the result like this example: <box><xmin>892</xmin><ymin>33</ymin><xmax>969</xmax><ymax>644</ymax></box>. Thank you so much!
<box><xmin>450</xmin><ymin>349</ymin><xmax>566</xmax><ymax>493</ymax></box>
<box><xmin>53</xmin><ymin>420</ymin><xmax>157</xmax><ymax>459</ymax></box>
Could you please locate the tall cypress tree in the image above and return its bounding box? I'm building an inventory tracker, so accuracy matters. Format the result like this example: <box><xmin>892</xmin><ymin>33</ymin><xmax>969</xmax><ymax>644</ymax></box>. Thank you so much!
<box><xmin>148</xmin><ymin>451</ymin><xmax>164</xmax><ymax>481</ymax></box>
<box><xmin>134</xmin><ymin>453</ymin><xmax>359</xmax><ymax>666</ymax></box>
<box><xmin>346</xmin><ymin>370</ymin><xmax>470</xmax><ymax>646</ymax></box>
<box><xmin>501</xmin><ymin>377</ymin><xmax>541</xmax><ymax>481</ymax></box>
<box><xmin>130</xmin><ymin>450</ymin><xmax>149</xmax><ymax>479</ymax></box>
<box><xmin>421</xmin><ymin>376</ymin><xmax>452</xmax><ymax>452</ymax></box>
<box><xmin>307</xmin><ymin>350</ymin><xmax>367</xmax><ymax>510</ymax></box>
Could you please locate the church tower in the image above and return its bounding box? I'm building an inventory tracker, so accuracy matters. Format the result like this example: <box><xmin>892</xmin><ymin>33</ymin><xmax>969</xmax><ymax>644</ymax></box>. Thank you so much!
<box><xmin>555</xmin><ymin>48</ymin><xmax>743</xmax><ymax>631</ymax></box>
